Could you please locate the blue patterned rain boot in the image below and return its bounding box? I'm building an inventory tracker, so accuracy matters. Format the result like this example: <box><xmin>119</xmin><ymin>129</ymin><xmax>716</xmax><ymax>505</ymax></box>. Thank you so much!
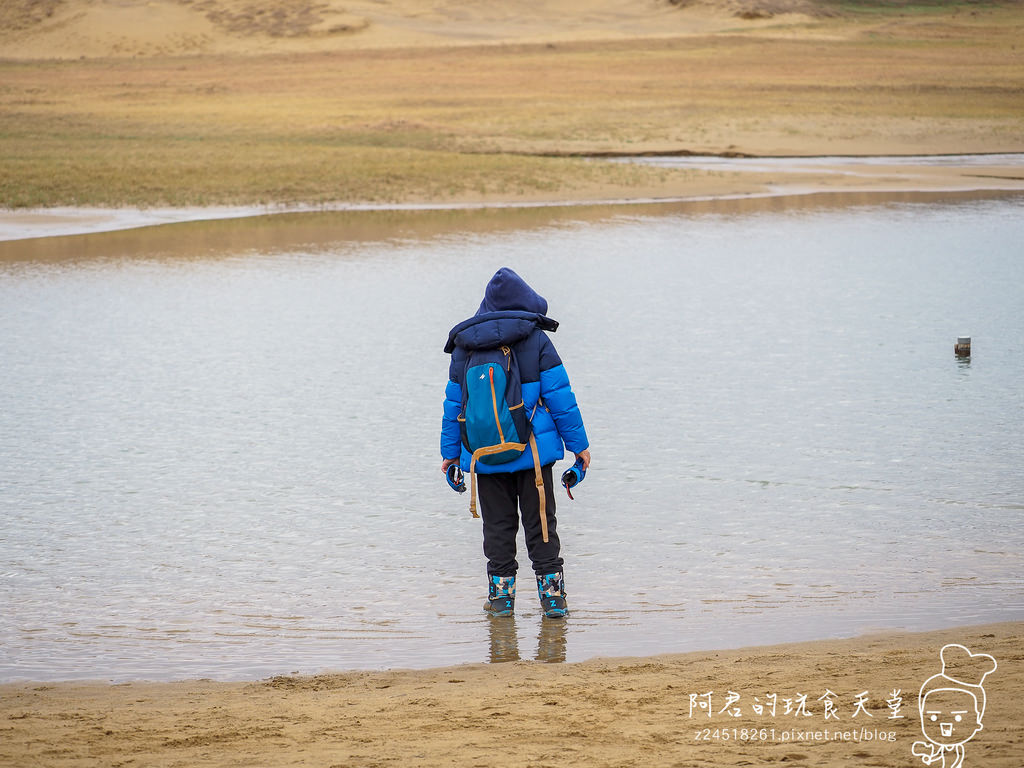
<box><xmin>484</xmin><ymin>575</ymin><xmax>516</xmax><ymax>617</ymax></box>
<box><xmin>536</xmin><ymin>572</ymin><xmax>568</xmax><ymax>618</ymax></box>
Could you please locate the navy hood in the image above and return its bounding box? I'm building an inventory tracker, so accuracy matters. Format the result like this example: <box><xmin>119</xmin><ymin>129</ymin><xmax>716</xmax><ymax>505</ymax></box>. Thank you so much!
<box><xmin>445</xmin><ymin>310</ymin><xmax>558</xmax><ymax>353</ymax></box>
<box><xmin>477</xmin><ymin>267</ymin><xmax>548</xmax><ymax>315</ymax></box>
<box><xmin>445</xmin><ymin>269</ymin><xmax>557</xmax><ymax>354</ymax></box>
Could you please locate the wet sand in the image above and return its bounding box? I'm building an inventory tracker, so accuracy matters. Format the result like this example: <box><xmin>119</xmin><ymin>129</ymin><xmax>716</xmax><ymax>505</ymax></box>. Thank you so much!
<box><xmin>1</xmin><ymin>622</ymin><xmax>1020</xmax><ymax>767</ymax></box>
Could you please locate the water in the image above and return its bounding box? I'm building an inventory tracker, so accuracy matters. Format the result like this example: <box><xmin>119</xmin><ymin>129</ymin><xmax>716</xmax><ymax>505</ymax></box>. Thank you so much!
<box><xmin>1</xmin><ymin>194</ymin><xmax>1022</xmax><ymax>682</ymax></box>
<box><xmin>618</xmin><ymin>152</ymin><xmax>1024</xmax><ymax>178</ymax></box>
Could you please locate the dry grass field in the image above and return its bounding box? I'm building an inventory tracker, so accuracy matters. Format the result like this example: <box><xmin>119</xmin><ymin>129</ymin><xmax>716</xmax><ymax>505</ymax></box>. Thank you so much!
<box><xmin>1</xmin><ymin>0</ymin><xmax>1022</xmax><ymax>208</ymax></box>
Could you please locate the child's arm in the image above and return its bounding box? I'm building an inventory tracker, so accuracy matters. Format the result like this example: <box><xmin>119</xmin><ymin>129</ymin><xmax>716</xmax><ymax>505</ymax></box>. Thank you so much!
<box><xmin>539</xmin><ymin>361</ymin><xmax>588</xmax><ymax>455</ymax></box>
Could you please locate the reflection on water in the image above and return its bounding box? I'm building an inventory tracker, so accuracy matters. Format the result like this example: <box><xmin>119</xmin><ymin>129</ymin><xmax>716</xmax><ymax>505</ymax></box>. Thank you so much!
<box><xmin>489</xmin><ymin>618</ymin><xmax>522</xmax><ymax>663</ymax></box>
<box><xmin>1</xmin><ymin>194</ymin><xmax>1023</xmax><ymax>682</ymax></box>
<box><xmin>1</xmin><ymin>189</ymin><xmax>1018</xmax><ymax>265</ymax></box>
<box><xmin>487</xmin><ymin>617</ymin><xmax>568</xmax><ymax>664</ymax></box>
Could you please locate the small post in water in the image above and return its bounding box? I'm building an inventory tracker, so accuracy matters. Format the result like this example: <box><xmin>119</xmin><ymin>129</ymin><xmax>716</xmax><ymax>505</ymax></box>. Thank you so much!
<box><xmin>955</xmin><ymin>336</ymin><xmax>971</xmax><ymax>359</ymax></box>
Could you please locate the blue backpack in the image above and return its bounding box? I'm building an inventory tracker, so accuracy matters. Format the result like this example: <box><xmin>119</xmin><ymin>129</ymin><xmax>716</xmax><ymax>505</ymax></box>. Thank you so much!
<box><xmin>459</xmin><ymin>345</ymin><xmax>532</xmax><ymax>464</ymax></box>
<box><xmin>457</xmin><ymin>344</ymin><xmax>548</xmax><ymax>539</ymax></box>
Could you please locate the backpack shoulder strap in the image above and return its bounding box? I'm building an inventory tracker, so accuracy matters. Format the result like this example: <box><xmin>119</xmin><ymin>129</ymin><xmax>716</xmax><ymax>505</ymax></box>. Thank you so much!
<box><xmin>468</xmin><ymin>432</ymin><xmax>548</xmax><ymax>543</ymax></box>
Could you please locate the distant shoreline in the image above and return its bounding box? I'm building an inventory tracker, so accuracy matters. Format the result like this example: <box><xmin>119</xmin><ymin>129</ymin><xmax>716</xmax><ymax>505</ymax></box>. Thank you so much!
<box><xmin>2</xmin><ymin>153</ymin><xmax>1023</xmax><ymax>243</ymax></box>
<box><xmin>4</xmin><ymin>8</ymin><xmax>1022</xmax><ymax>219</ymax></box>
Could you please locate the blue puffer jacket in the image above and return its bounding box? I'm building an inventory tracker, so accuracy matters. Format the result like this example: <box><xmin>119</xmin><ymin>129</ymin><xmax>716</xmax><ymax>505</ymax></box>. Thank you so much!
<box><xmin>441</xmin><ymin>268</ymin><xmax>589</xmax><ymax>474</ymax></box>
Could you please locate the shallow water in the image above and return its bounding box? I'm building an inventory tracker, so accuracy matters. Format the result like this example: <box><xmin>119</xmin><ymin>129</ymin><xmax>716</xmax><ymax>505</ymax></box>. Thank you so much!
<box><xmin>620</xmin><ymin>152</ymin><xmax>1024</xmax><ymax>175</ymax></box>
<box><xmin>1</xmin><ymin>194</ymin><xmax>1022</xmax><ymax>682</ymax></box>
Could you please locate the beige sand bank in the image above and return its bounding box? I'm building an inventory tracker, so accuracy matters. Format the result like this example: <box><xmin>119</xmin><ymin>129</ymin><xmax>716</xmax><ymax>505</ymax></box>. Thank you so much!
<box><xmin>2</xmin><ymin>2</ymin><xmax>1022</xmax><ymax>213</ymax></box>
<box><xmin>0</xmin><ymin>0</ymin><xmax>823</xmax><ymax>60</ymax></box>
<box><xmin>1</xmin><ymin>622</ymin><xmax>1020</xmax><ymax>767</ymax></box>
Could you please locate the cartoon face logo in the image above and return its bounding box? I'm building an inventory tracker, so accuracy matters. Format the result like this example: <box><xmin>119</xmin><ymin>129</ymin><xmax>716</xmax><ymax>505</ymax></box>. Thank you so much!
<box><xmin>912</xmin><ymin>643</ymin><xmax>997</xmax><ymax>767</ymax></box>
<box><xmin>920</xmin><ymin>687</ymin><xmax>982</xmax><ymax>746</ymax></box>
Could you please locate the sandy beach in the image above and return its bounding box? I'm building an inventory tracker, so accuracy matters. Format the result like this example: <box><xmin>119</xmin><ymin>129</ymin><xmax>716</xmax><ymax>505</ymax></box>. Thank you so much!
<box><xmin>1</xmin><ymin>622</ymin><xmax>1020</xmax><ymax>767</ymax></box>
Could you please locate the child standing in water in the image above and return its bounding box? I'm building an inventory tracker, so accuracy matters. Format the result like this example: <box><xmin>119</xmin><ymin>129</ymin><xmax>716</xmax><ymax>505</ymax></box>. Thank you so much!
<box><xmin>440</xmin><ymin>268</ymin><xmax>590</xmax><ymax>618</ymax></box>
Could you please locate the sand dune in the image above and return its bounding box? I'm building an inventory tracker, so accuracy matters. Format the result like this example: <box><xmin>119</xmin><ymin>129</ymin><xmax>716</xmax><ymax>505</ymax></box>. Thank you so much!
<box><xmin>0</xmin><ymin>0</ymin><xmax>823</xmax><ymax>59</ymax></box>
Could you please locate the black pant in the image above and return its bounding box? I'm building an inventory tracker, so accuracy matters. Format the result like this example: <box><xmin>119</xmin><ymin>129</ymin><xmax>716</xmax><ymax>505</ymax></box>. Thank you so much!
<box><xmin>478</xmin><ymin>463</ymin><xmax>562</xmax><ymax>577</ymax></box>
